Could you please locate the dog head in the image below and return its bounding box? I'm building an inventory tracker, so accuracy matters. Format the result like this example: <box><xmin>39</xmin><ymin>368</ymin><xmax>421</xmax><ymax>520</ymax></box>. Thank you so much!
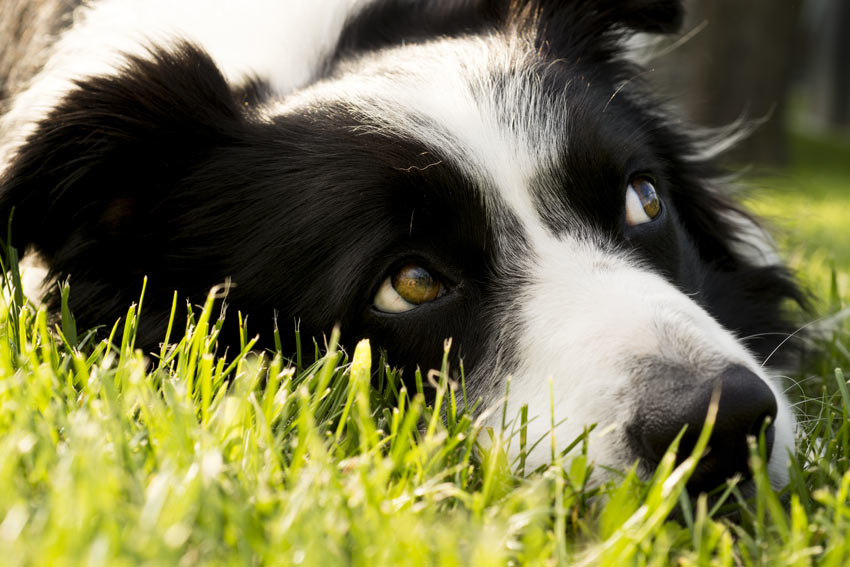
<box><xmin>0</xmin><ymin>0</ymin><xmax>803</xmax><ymax>490</ymax></box>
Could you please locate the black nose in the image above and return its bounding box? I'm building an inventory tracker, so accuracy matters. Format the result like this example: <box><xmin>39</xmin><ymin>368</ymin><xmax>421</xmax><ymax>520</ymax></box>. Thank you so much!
<box><xmin>636</xmin><ymin>364</ymin><xmax>778</xmax><ymax>492</ymax></box>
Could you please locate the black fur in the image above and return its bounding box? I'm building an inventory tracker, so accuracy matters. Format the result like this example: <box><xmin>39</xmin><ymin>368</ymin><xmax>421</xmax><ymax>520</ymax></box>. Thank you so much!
<box><xmin>0</xmin><ymin>0</ymin><xmax>803</xmax><ymax>379</ymax></box>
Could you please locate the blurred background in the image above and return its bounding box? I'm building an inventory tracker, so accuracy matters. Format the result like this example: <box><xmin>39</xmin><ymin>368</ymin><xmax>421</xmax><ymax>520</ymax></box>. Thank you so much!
<box><xmin>651</xmin><ymin>0</ymin><xmax>850</xmax><ymax>300</ymax></box>
<box><xmin>653</xmin><ymin>0</ymin><xmax>849</xmax><ymax>167</ymax></box>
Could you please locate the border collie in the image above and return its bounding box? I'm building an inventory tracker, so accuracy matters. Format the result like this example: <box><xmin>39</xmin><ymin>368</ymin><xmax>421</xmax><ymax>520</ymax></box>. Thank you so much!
<box><xmin>0</xmin><ymin>0</ymin><xmax>803</xmax><ymax>492</ymax></box>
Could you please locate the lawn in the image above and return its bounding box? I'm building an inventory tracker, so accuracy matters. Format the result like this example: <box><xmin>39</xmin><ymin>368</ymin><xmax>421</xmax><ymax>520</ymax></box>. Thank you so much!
<box><xmin>0</xmin><ymin>131</ymin><xmax>849</xmax><ymax>566</ymax></box>
<box><xmin>749</xmin><ymin>132</ymin><xmax>850</xmax><ymax>292</ymax></box>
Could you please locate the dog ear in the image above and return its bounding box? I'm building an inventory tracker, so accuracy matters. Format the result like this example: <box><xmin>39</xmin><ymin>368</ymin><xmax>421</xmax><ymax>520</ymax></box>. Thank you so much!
<box><xmin>587</xmin><ymin>0</ymin><xmax>684</xmax><ymax>34</ymax></box>
<box><xmin>503</xmin><ymin>0</ymin><xmax>684</xmax><ymax>41</ymax></box>
<box><xmin>0</xmin><ymin>42</ymin><xmax>243</xmax><ymax>265</ymax></box>
<box><xmin>0</xmin><ymin>42</ymin><xmax>248</xmax><ymax>343</ymax></box>
<box><xmin>337</xmin><ymin>0</ymin><xmax>683</xmax><ymax>54</ymax></box>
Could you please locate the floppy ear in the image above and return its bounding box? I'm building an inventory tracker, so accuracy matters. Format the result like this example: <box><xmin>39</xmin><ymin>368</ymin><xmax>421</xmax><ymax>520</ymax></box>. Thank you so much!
<box><xmin>588</xmin><ymin>0</ymin><xmax>684</xmax><ymax>34</ymax></box>
<box><xmin>519</xmin><ymin>0</ymin><xmax>684</xmax><ymax>34</ymax></box>
<box><xmin>500</xmin><ymin>0</ymin><xmax>683</xmax><ymax>57</ymax></box>
<box><xmin>0</xmin><ymin>42</ymin><xmax>243</xmax><ymax>267</ymax></box>
<box><xmin>0</xmin><ymin>42</ymin><xmax>248</xmax><ymax>343</ymax></box>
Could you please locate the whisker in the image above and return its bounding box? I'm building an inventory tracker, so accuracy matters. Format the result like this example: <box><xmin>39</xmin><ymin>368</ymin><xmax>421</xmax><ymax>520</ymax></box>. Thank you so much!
<box><xmin>647</xmin><ymin>19</ymin><xmax>709</xmax><ymax>60</ymax></box>
<box><xmin>761</xmin><ymin>316</ymin><xmax>833</xmax><ymax>368</ymax></box>
<box><xmin>783</xmin><ymin>374</ymin><xmax>824</xmax><ymax>396</ymax></box>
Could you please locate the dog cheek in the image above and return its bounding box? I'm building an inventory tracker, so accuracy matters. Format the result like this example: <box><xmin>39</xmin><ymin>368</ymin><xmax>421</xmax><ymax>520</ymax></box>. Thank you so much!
<box><xmin>483</xmin><ymin>236</ymin><xmax>793</xmax><ymax>483</ymax></box>
<box><xmin>482</xmin><ymin>253</ymin><xmax>666</xmax><ymax>474</ymax></box>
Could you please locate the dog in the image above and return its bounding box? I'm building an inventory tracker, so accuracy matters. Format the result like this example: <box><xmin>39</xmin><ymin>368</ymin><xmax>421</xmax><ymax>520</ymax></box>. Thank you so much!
<box><xmin>0</xmin><ymin>0</ymin><xmax>804</xmax><ymax>492</ymax></box>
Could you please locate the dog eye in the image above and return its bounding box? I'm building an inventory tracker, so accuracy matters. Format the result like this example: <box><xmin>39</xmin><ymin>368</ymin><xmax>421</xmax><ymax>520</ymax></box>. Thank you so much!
<box><xmin>374</xmin><ymin>263</ymin><xmax>444</xmax><ymax>313</ymax></box>
<box><xmin>625</xmin><ymin>176</ymin><xmax>662</xmax><ymax>226</ymax></box>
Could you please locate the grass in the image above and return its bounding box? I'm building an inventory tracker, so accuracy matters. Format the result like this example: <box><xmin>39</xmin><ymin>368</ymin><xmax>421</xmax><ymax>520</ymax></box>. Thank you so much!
<box><xmin>746</xmin><ymin>131</ymin><xmax>850</xmax><ymax>383</ymax></box>
<box><xmin>748</xmin><ymin>131</ymin><xmax>850</xmax><ymax>282</ymax></box>
<box><xmin>0</xmin><ymin>131</ymin><xmax>849</xmax><ymax>566</ymax></box>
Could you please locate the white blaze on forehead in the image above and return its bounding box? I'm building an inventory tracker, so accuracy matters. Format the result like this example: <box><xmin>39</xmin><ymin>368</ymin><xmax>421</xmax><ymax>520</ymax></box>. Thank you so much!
<box><xmin>275</xmin><ymin>36</ymin><xmax>796</xmax><ymax>485</ymax></box>
<box><xmin>273</xmin><ymin>35</ymin><xmax>563</xmax><ymax>238</ymax></box>
<box><xmin>2</xmin><ymin>0</ymin><xmax>796</xmax><ymax>486</ymax></box>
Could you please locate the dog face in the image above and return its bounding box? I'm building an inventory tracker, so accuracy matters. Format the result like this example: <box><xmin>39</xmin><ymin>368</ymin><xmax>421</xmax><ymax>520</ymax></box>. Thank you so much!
<box><xmin>0</xmin><ymin>0</ymin><xmax>803</xmax><ymax>490</ymax></box>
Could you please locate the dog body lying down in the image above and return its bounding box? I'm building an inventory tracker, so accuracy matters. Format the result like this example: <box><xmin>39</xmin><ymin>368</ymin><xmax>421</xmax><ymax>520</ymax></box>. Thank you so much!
<box><xmin>0</xmin><ymin>0</ymin><xmax>803</xmax><ymax>491</ymax></box>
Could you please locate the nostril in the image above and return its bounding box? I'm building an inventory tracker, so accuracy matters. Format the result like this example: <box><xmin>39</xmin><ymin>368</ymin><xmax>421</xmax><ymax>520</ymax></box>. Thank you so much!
<box><xmin>633</xmin><ymin>364</ymin><xmax>778</xmax><ymax>492</ymax></box>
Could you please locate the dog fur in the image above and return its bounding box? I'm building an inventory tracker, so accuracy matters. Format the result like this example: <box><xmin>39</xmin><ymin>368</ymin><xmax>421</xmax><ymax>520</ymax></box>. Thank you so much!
<box><xmin>0</xmin><ymin>0</ymin><xmax>804</xmax><ymax>491</ymax></box>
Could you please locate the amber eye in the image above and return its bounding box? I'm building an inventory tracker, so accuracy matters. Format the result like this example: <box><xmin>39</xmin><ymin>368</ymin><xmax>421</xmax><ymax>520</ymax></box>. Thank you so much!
<box><xmin>625</xmin><ymin>176</ymin><xmax>662</xmax><ymax>226</ymax></box>
<box><xmin>374</xmin><ymin>263</ymin><xmax>444</xmax><ymax>313</ymax></box>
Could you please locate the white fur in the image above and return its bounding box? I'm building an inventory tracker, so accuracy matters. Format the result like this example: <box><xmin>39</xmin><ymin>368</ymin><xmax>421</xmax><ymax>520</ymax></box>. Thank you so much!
<box><xmin>272</xmin><ymin>35</ymin><xmax>565</xmax><ymax>239</ymax></box>
<box><xmin>724</xmin><ymin>209</ymin><xmax>784</xmax><ymax>268</ymax></box>
<box><xmin>270</xmin><ymin>33</ymin><xmax>797</xmax><ymax>485</ymax></box>
<box><xmin>274</xmin><ymin>35</ymin><xmax>795</xmax><ymax>486</ymax></box>
<box><xmin>489</xmin><ymin>234</ymin><xmax>794</xmax><ymax>487</ymax></box>
<box><xmin>3</xmin><ymin>0</ymin><xmax>796</xmax><ymax>488</ymax></box>
<box><xmin>0</xmin><ymin>0</ymin><xmax>372</xmax><ymax>169</ymax></box>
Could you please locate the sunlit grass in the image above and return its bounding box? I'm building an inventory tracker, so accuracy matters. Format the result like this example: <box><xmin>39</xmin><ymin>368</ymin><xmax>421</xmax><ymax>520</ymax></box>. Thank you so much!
<box><xmin>746</xmin><ymin>130</ymin><xmax>850</xmax><ymax>392</ymax></box>
<box><xmin>748</xmin><ymin>131</ymin><xmax>850</xmax><ymax>298</ymax></box>
<box><xmin>0</xmin><ymin>130</ymin><xmax>849</xmax><ymax>565</ymax></box>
